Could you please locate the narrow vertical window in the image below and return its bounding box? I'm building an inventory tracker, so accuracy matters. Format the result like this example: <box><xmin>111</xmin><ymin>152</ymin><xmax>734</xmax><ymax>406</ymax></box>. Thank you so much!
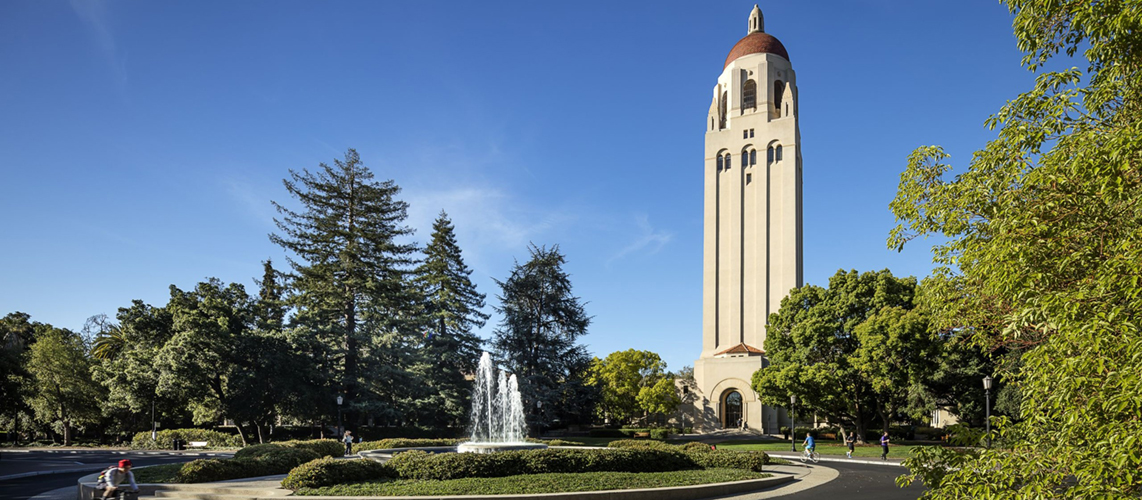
<box><xmin>749</xmin><ymin>129</ymin><xmax>755</xmax><ymax>138</ymax></box>
<box><xmin>750</xmin><ymin>150</ymin><xmax>757</xmax><ymax>165</ymax></box>
<box><xmin>741</xmin><ymin>153</ymin><xmax>747</xmax><ymax>168</ymax></box>
<box><xmin>742</xmin><ymin>80</ymin><xmax>757</xmax><ymax>110</ymax></box>
<box><xmin>717</xmin><ymin>155</ymin><xmax>723</xmax><ymax>170</ymax></box>
<box><xmin>725</xmin><ymin>154</ymin><xmax>731</xmax><ymax>168</ymax></box>
<box><xmin>776</xmin><ymin>145</ymin><xmax>783</xmax><ymax>162</ymax></box>
<box><xmin>719</xmin><ymin>91</ymin><xmax>728</xmax><ymax>129</ymax></box>
<box><xmin>767</xmin><ymin>146</ymin><xmax>774</xmax><ymax>163</ymax></box>
<box><xmin>773</xmin><ymin>80</ymin><xmax>785</xmax><ymax>118</ymax></box>
<box><xmin>743</xmin><ymin>130</ymin><xmax>748</xmax><ymax>139</ymax></box>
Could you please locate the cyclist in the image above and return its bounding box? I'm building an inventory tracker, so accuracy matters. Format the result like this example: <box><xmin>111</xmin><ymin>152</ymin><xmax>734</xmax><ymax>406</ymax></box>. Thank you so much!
<box><xmin>97</xmin><ymin>459</ymin><xmax>138</xmax><ymax>499</ymax></box>
<box><xmin>802</xmin><ymin>432</ymin><xmax>816</xmax><ymax>459</ymax></box>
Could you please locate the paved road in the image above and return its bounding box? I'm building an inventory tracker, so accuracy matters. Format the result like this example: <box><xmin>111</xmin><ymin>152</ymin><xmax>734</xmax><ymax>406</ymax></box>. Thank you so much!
<box><xmin>791</xmin><ymin>462</ymin><xmax>925</xmax><ymax>499</ymax></box>
<box><xmin>0</xmin><ymin>451</ymin><xmax>229</xmax><ymax>500</ymax></box>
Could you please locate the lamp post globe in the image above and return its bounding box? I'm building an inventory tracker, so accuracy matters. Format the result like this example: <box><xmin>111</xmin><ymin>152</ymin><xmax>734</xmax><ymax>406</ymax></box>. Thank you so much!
<box><xmin>790</xmin><ymin>395</ymin><xmax>797</xmax><ymax>451</ymax></box>
<box><xmin>983</xmin><ymin>376</ymin><xmax>993</xmax><ymax>449</ymax></box>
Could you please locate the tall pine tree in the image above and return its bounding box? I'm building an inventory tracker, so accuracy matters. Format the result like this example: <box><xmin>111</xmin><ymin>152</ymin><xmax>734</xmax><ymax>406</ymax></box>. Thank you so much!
<box><xmin>270</xmin><ymin>148</ymin><xmax>421</xmax><ymax>427</ymax></box>
<box><xmin>492</xmin><ymin>245</ymin><xmax>597</xmax><ymax>431</ymax></box>
<box><xmin>412</xmin><ymin>212</ymin><xmax>489</xmax><ymax>429</ymax></box>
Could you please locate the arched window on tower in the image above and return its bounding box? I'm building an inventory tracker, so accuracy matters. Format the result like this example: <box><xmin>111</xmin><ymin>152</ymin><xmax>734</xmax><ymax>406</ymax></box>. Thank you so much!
<box><xmin>741</xmin><ymin>152</ymin><xmax>748</xmax><ymax>168</ymax></box>
<box><xmin>773</xmin><ymin>80</ymin><xmax>785</xmax><ymax>118</ymax></box>
<box><xmin>716</xmin><ymin>154</ymin><xmax>723</xmax><ymax>170</ymax></box>
<box><xmin>750</xmin><ymin>150</ymin><xmax>757</xmax><ymax>165</ymax></box>
<box><xmin>776</xmin><ymin>145</ymin><xmax>784</xmax><ymax>162</ymax></box>
<box><xmin>742</xmin><ymin>80</ymin><xmax>757</xmax><ymax>110</ymax></box>
<box><xmin>767</xmin><ymin>146</ymin><xmax>774</xmax><ymax>164</ymax></box>
<box><xmin>724</xmin><ymin>153</ymin><xmax>731</xmax><ymax>169</ymax></box>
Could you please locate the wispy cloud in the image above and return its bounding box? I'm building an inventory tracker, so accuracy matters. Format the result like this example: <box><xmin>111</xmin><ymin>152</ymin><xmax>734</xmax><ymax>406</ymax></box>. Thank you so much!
<box><xmin>70</xmin><ymin>0</ymin><xmax>127</xmax><ymax>86</ymax></box>
<box><xmin>403</xmin><ymin>186</ymin><xmax>576</xmax><ymax>272</ymax></box>
<box><xmin>607</xmin><ymin>214</ymin><xmax>674</xmax><ymax>265</ymax></box>
<box><xmin>222</xmin><ymin>176</ymin><xmax>277</xmax><ymax>227</ymax></box>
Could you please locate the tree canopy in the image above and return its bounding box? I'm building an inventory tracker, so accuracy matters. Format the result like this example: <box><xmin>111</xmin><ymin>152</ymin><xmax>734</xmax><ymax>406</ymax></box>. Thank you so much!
<box><xmin>890</xmin><ymin>0</ymin><xmax>1142</xmax><ymax>496</ymax></box>
<box><xmin>588</xmin><ymin>349</ymin><xmax>668</xmax><ymax>423</ymax></box>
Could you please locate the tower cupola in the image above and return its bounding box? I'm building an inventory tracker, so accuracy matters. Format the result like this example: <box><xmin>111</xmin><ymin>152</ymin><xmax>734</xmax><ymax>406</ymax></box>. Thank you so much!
<box><xmin>748</xmin><ymin>4</ymin><xmax>764</xmax><ymax>33</ymax></box>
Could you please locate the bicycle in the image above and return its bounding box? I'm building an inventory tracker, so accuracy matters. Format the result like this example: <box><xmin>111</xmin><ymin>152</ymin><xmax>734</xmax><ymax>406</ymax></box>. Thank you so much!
<box><xmin>799</xmin><ymin>447</ymin><xmax>820</xmax><ymax>463</ymax></box>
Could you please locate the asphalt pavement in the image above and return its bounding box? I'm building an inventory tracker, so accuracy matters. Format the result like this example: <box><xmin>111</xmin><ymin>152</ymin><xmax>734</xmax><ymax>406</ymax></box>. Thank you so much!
<box><xmin>786</xmin><ymin>461</ymin><xmax>925</xmax><ymax>499</ymax></box>
<box><xmin>0</xmin><ymin>451</ymin><xmax>230</xmax><ymax>500</ymax></box>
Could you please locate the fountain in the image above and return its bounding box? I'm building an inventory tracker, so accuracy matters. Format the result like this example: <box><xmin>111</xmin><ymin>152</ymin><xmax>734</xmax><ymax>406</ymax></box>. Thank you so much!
<box><xmin>457</xmin><ymin>352</ymin><xmax>548</xmax><ymax>454</ymax></box>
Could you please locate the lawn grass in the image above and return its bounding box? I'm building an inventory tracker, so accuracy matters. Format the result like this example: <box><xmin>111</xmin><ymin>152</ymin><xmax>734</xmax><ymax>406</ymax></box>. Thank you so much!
<box><xmin>295</xmin><ymin>469</ymin><xmax>770</xmax><ymax>496</ymax></box>
<box><xmin>713</xmin><ymin>439</ymin><xmax>928</xmax><ymax>458</ymax></box>
<box><xmin>133</xmin><ymin>463</ymin><xmax>183</xmax><ymax>483</ymax></box>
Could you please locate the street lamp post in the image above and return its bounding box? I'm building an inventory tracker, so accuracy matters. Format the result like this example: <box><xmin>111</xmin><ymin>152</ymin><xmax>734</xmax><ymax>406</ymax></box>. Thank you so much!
<box><xmin>983</xmin><ymin>376</ymin><xmax>993</xmax><ymax>449</ymax></box>
<box><xmin>790</xmin><ymin>395</ymin><xmax>797</xmax><ymax>452</ymax></box>
<box><xmin>150</xmin><ymin>398</ymin><xmax>157</xmax><ymax>442</ymax></box>
<box><xmin>536</xmin><ymin>400</ymin><xmax>543</xmax><ymax>438</ymax></box>
<box><xmin>336</xmin><ymin>395</ymin><xmax>344</xmax><ymax>437</ymax></box>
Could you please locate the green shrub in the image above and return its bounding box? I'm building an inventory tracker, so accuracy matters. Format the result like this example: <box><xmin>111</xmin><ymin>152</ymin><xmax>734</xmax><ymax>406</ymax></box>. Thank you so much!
<box><xmin>686</xmin><ymin>450</ymin><xmax>768</xmax><ymax>472</ymax></box>
<box><xmin>650</xmin><ymin>429</ymin><xmax>669</xmax><ymax>440</ymax></box>
<box><xmin>131</xmin><ymin>429</ymin><xmax>241</xmax><ymax>449</ymax></box>
<box><xmin>174</xmin><ymin>448</ymin><xmax>319</xmax><ymax>483</ymax></box>
<box><xmin>606</xmin><ymin>439</ymin><xmax>675</xmax><ymax>451</ymax></box>
<box><xmin>278</xmin><ymin>439</ymin><xmax>343</xmax><ymax>458</ymax></box>
<box><xmin>281</xmin><ymin>457</ymin><xmax>394</xmax><ymax>490</ymax></box>
<box><xmin>682</xmin><ymin>441</ymin><xmax>714</xmax><ymax>452</ymax></box>
<box><xmin>540</xmin><ymin>439</ymin><xmax>586</xmax><ymax>446</ymax></box>
<box><xmin>384</xmin><ymin>448</ymin><xmax>699</xmax><ymax>481</ymax></box>
<box><xmin>352</xmin><ymin>438</ymin><xmax>465</xmax><ymax>453</ymax></box>
<box><xmin>233</xmin><ymin>443</ymin><xmax>285</xmax><ymax>460</ymax></box>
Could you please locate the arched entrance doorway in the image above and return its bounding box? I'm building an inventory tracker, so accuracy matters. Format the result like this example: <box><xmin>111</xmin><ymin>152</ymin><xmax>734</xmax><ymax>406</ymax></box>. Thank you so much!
<box><xmin>723</xmin><ymin>391</ymin><xmax>743</xmax><ymax>428</ymax></box>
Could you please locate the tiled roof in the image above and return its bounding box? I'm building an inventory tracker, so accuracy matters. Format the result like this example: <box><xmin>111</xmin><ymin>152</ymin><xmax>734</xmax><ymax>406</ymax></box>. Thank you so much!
<box><xmin>714</xmin><ymin>343</ymin><xmax>765</xmax><ymax>356</ymax></box>
<box><xmin>725</xmin><ymin>32</ymin><xmax>790</xmax><ymax>68</ymax></box>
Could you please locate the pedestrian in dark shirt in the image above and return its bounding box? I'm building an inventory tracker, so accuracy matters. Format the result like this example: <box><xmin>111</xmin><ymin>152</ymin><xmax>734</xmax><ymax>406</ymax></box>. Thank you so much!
<box><xmin>880</xmin><ymin>431</ymin><xmax>890</xmax><ymax>460</ymax></box>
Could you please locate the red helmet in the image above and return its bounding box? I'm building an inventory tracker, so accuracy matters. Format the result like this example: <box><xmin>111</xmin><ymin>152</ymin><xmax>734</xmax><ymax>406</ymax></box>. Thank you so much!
<box><xmin>119</xmin><ymin>459</ymin><xmax>133</xmax><ymax>468</ymax></box>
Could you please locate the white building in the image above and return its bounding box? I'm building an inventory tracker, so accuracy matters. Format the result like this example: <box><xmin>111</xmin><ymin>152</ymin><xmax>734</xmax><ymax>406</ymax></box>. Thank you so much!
<box><xmin>690</xmin><ymin>5</ymin><xmax>803</xmax><ymax>433</ymax></box>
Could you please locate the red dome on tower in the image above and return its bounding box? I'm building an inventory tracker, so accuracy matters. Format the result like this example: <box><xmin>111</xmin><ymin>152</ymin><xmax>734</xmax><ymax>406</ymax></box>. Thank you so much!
<box><xmin>724</xmin><ymin>32</ymin><xmax>789</xmax><ymax>69</ymax></box>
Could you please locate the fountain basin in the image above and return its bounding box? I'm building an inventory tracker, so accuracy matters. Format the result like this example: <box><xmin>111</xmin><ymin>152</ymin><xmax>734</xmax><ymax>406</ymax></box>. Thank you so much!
<box><xmin>457</xmin><ymin>442</ymin><xmax>549</xmax><ymax>454</ymax></box>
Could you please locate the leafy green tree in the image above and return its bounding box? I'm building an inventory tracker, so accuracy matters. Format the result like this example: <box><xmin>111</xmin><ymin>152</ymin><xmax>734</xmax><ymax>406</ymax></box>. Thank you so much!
<box><xmin>254</xmin><ymin>259</ymin><xmax>287</xmax><ymax>333</ymax></box>
<box><xmin>851</xmin><ymin>306</ymin><xmax>940</xmax><ymax>426</ymax></box>
<box><xmin>411</xmin><ymin>211</ymin><xmax>488</xmax><ymax>429</ymax></box>
<box><xmin>493</xmin><ymin>245</ymin><xmax>597</xmax><ymax>429</ymax></box>
<box><xmin>155</xmin><ymin>279</ymin><xmax>297</xmax><ymax>445</ymax></box>
<box><xmin>751</xmin><ymin>269</ymin><xmax>919</xmax><ymax>442</ymax></box>
<box><xmin>636</xmin><ymin>378</ymin><xmax>682</xmax><ymax>425</ymax></box>
<box><xmin>91</xmin><ymin>300</ymin><xmax>192</xmax><ymax>437</ymax></box>
<box><xmin>890</xmin><ymin>1</ymin><xmax>1142</xmax><ymax>496</ymax></box>
<box><xmin>271</xmin><ymin>148</ymin><xmax>422</xmax><ymax>427</ymax></box>
<box><xmin>1</xmin><ymin>312</ymin><xmax>37</xmax><ymax>441</ymax></box>
<box><xmin>587</xmin><ymin>349</ymin><xmax>667</xmax><ymax>423</ymax></box>
<box><xmin>25</xmin><ymin>325</ymin><xmax>101</xmax><ymax>445</ymax></box>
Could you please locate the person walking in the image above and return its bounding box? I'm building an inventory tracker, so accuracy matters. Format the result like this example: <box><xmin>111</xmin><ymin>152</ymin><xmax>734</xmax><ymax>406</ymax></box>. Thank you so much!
<box><xmin>342</xmin><ymin>430</ymin><xmax>354</xmax><ymax>456</ymax></box>
<box><xmin>844</xmin><ymin>431</ymin><xmax>855</xmax><ymax>458</ymax></box>
<box><xmin>880</xmin><ymin>431</ymin><xmax>891</xmax><ymax>460</ymax></box>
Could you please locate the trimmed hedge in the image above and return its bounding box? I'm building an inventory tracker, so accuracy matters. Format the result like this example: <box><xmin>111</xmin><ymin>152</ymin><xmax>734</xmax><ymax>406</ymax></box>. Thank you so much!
<box><xmin>174</xmin><ymin>448</ymin><xmax>319</xmax><ymax>483</ymax></box>
<box><xmin>278</xmin><ymin>439</ymin><xmax>343</xmax><ymax>458</ymax></box>
<box><xmin>281</xmin><ymin>457</ymin><xmax>394</xmax><ymax>490</ymax></box>
<box><xmin>606</xmin><ymin>439</ymin><xmax>676</xmax><ymax>451</ymax></box>
<box><xmin>352</xmin><ymin>438</ymin><xmax>466</xmax><ymax>454</ymax></box>
<box><xmin>682</xmin><ymin>441</ymin><xmax>715</xmax><ymax>452</ymax></box>
<box><xmin>131</xmin><ymin>429</ymin><xmax>241</xmax><ymax>449</ymax></box>
<box><xmin>282</xmin><ymin>445</ymin><xmax>771</xmax><ymax>490</ymax></box>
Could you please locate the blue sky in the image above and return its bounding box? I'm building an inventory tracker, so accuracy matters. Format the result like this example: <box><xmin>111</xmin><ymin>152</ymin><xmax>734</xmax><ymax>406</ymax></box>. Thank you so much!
<box><xmin>0</xmin><ymin>1</ymin><xmax>1032</xmax><ymax>371</ymax></box>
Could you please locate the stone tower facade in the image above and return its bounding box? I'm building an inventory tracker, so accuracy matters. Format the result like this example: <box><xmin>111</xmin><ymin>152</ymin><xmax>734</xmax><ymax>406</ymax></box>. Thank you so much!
<box><xmin>691</xmin><ymin>4</ymin><xmax>802</xmax><ymax>433</ymax></box>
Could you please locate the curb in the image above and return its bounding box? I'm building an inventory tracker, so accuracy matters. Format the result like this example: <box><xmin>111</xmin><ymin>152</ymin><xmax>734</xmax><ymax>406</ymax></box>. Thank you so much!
<box><xmin>289</xmin><ymin>475</ymin><xmax>795</xmax><ymax>500</ymax></box>
<box><xmin>766</xmin><ymin>453</ymin><xmax>907</xmax><ymax>467</ymax></box>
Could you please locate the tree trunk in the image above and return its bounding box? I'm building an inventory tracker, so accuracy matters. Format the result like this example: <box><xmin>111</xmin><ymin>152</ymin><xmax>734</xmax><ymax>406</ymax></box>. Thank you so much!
<box><xmin>63</xmin><ymin>420</ymin><xmax>71</xmax><ymax>446</ymax></box>
<box><xmin>255</xmin><ymin>422</ymin><xmax>265</xmax><ymax>444</ymax></box>
<box><xmin>234</xmin><ymin>423</ymin><xmax>248</xmax><ymax>446</ymax></box>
